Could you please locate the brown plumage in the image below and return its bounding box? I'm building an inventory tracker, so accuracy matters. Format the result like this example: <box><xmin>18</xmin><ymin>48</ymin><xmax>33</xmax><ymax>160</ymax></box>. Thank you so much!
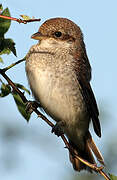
<box><xmin>26</xmin><ymin>17</ymin><xmax>104</xmax><ymax>172</ymax></box>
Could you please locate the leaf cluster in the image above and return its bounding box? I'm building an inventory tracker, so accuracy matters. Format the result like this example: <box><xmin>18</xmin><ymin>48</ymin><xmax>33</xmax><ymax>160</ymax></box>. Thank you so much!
<box><xmin>0</xmin><ymin>4</ymin><xmax>16</xmax><ymax>62</ymax></box>
<box><xmin>0</xmin><ymin>82</ymin><xmax>31</xmax><ymax>121</ymax></box>
<box><xmin>0</xmin><ymin>4</ymin><xmax>30</xmax><ymax>121</ymax></box>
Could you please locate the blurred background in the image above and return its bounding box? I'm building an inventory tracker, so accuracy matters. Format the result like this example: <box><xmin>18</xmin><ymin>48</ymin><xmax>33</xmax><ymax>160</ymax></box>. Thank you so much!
<box><xmin>0</xmin><ymin>0</ymin><xmax>117</xmax><ymax>179</ymax></box>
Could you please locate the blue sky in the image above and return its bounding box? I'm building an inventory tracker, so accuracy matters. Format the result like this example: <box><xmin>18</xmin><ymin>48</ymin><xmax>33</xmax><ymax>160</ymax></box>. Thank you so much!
<box><xmin>1</xmin><ymin>0</ymin><xmax>117</xmax><ymax>179</ymax></box>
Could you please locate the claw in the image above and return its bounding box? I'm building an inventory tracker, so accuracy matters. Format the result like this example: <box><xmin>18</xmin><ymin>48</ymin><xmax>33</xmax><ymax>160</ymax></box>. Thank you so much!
<box><xmin>51</xmin><ymin>122</ymin><xmax>65</xmax><ymax>136</ymax></box>
<box><xmin>26</xmin><ymin>101</ymin><xmax>40</xmax><ymax>114</ymax></box>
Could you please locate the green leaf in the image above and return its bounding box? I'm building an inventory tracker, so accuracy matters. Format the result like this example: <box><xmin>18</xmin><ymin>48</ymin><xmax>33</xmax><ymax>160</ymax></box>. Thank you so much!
<box><xmin>4</xmin><ymin>38</ymin><xmax>16</xmax><ymax>56</ymax></box>
<box><xmin>0</xmin><ymin>47</ymin><xmax>11</xmax><ymax>55</ymax></box>
<box><xmin>0</xmin><ymin>37</ymin><xmax>4</xmax><ymax>52</ymax></box>
<box><xmin>20</xmin><ymin>15</ymin><xmax>31</xmax><ymax>20</ymax></box>
<box><xmin>12</xmin><ymin>92</ymin><xmax>31</xmax><ymax>121</ymax></box>
<box><xmin>0</xmin><ymin>7</ymin><xmax>11</xmax><ymax>36</ymax></box>
<box><xmin>0</xmin><ymin>48</ymin><xmax>11</xmax><ymax>55</ymax></box>
<box><xmin>15</xmin><ymin>83</ymin><xmax>30</xmax><ymax>95</ymax></box>
<box><xmin>0</xmin><ymin>56</ymin><xmax>3</xmax><ymax>63</ymax></box>
<box><xmin>6</xmin><ymin>38</ymin><xmax>16</xmax><ymax>56</ymax></box>
<box><xmin>109</xmin><ymin>174</ymin><xmax>117</xmax><ymax>180</ymax></box>
<box><xmin>0</xmin><ymin>4</ymin><xmax>3</xmax><ymax>11</ymax></box>
<box><xmin>0</xmin><ymin>38</ymin><xmax>17</xmax><ymax>56</ymax></box>
<box><xmin>0</xmin><ymin>83</ymin><xmax>11</xmax><ymax>97</ymax></box>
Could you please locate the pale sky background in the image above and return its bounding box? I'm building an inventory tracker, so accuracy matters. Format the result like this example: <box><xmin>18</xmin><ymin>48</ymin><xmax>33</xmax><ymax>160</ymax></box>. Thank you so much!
<box><xmin>0</xmin><ymin>0</ymin><xmax>117</xmax><ymax>180</ymax></box>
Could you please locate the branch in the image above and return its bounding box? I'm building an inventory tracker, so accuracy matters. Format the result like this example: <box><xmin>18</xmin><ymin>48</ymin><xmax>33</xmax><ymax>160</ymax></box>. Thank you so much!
<box><xmin>0</xmin><ymin>60</ymin><xmax>110</xmax><ymax>180</ymax></box>
<box><xmin>0</xmin><ymin>14</ymin><xmax>41</xmax><ymax>24</ymax></box>
<box><xmin>2</xmin><ymin>58</ymin><xmax>26</xmax><ymax>72</ymax></box>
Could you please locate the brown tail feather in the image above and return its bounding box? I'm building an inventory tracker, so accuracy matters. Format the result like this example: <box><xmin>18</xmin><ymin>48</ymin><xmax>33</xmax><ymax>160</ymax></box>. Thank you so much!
<box><xmin>68</xmin><ymin>132</ymin><xmax>104</xmax><ymax>172</ymax></box>
<box><xmin>87</xmin><ymin>132</ymin><xmax>105</xmax><ymax>165</ymax></box>
<box><xmin>69</xmin><ymin>148</ymin><xmax>88</xmax><ymax>171</ymax></box>
<box><xmin>69</xmin><ymin>142</ymin><xmax>95</xmax><ymax>172</ymax></box>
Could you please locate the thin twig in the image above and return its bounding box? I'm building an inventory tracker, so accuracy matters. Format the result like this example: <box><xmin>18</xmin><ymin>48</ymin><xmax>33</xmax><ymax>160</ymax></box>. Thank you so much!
<box><xmin>100</xmin><ymin>171</ymin><xmax>111</xmax><ymax>180</ymax></box>
<box><xmin>3</xmin><ymin>58</ymin><xmax>26</xmax><ymax>72</ymax></box>
<box><xmin>0</xmin><ymin>60</ymin><xmax>110</xmax><ymax>180</ymax></box>
<box><xmin>0</xmin><ymin>14</ymin><xmax>41</xmax><ymax>24</ymax></box>
<box><xmin>21</xmin><ymin>18</ymin><xmax>41</xmax><ymax>23</ymax></box>
<box><xmin>0</xmin><ymin>70</ymin><xmax>27</xmax><ymax>103</ymax></box>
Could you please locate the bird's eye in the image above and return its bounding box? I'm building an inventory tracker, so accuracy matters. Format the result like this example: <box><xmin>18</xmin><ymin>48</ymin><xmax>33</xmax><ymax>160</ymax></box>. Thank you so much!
<box><xmin>54</xmin><ymin>31</ymin><xmax>62</xmax><ymax>38</ymax></box>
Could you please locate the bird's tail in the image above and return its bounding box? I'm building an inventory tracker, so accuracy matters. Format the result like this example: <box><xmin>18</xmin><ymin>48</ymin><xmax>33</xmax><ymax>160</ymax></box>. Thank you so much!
<box><xmin>69</xmin><ymin>132</ymin><xmax>104</xmax><ymax>172</ymax></box>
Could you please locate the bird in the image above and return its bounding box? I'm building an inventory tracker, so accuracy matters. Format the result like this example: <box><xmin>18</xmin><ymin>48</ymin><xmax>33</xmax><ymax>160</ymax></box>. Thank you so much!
<box><xmin>25</xmin><ymin>17</ymin><xmax>104</xmax><ymax>172</ymax></box>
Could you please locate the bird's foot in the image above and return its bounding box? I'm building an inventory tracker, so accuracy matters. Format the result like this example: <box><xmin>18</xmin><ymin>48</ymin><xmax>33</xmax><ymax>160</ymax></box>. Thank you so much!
<box><xmin>26</xmin><ymin>100</ymin><xmax>40</xmax><ymax>114</ymax></box>
<box><xmin>51</xmin><ymin>121</ymin><xmax>65</xmax><ymax>136</ymax></box>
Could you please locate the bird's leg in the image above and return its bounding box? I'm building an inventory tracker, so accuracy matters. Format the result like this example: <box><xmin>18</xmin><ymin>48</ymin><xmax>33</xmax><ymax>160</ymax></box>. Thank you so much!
<box><xmin>51</xmin><ymin>121</ymin><xmax>65</xmax><ymax>136</ymax></box>
<box><xmin>26</xmin><ymin>100</ymin><xmax>41</xmax><ymax>114</ymax></box>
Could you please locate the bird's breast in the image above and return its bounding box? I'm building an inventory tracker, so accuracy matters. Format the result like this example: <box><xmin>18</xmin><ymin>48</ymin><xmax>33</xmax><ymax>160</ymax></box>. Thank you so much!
<box><xmin>26</xmin><ymin>50</ymin><xmax>87</xmax><ymax>130</ymax></box>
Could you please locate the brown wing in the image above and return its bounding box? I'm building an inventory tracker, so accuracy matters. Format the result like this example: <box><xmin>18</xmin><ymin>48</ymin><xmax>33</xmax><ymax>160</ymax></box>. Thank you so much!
<box><xmin>73</xmin><ymin>40</ymin><xmax>101</xmax><ymax>137</ymax></box>
<box><xmin>78</xmin><ymin>77</ymin><xmax>101</xmax><ymax>137</ymax></box>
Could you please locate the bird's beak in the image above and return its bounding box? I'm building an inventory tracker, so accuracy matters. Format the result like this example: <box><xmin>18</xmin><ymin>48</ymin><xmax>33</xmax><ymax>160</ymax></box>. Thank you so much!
<box><xmin>31</xmin><ymin>32</ymin><xmax>46</xmax><ymax>40</ymax></box>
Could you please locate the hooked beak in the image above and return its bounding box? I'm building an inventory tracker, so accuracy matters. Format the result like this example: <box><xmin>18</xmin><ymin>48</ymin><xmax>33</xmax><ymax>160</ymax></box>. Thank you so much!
<box><xmin>31</xmin><ymin>32</ymin><xmax>47</xmax><ymax>40</ymax></box>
